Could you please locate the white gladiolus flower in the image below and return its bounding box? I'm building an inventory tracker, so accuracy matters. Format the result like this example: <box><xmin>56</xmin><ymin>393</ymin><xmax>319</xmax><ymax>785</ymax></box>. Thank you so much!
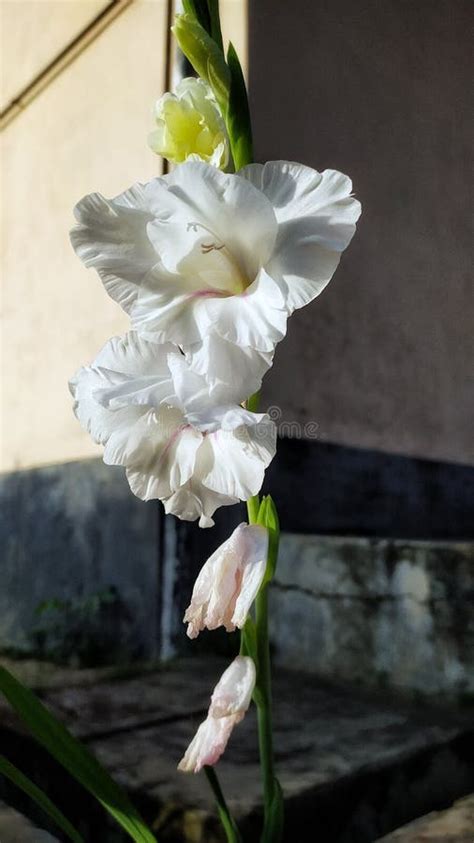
<box><xmin>184</xmin><ymin>523</ymin><xmax>268</xmax><ymax>638</ymax></box>
<box><xmin>71</xmin><ymin>160</ymin><xmax>360</xmax><ymax>393</ymax></box>
<box><xmin>148</xmin><ymin>77</ymin><xmax>229</xmax><ymax>169</ymax></box>
<box><xmin>69</xmin><ymin>333</ymin><xmax>276</xmax><ymax>527</ymax></box>
<box><xmin>178</xmin><ymin>656</ymin><xmax>255</xmax><ymax>773</ymax></box>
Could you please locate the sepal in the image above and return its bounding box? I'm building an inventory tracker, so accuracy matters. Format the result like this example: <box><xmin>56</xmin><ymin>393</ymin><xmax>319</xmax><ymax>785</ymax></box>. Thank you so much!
<box><xmin>257</xmin><ymin>495</ymin><xmax>280</xmax><ymax>582</ymax></box>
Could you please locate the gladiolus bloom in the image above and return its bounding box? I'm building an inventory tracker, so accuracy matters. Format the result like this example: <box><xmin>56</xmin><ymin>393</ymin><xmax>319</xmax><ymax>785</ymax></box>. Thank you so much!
<box><xmin>70</xmin><ymin>333</ymin><xmax>276</xmax><ymax>527</ymax></box>
<box><xmin>70</xmin><ymin>160</ymin><xmax>360</xmax><ymax>394</ymax></box>
<box><xmin>178</xmin><ymin>656</ymin><xmax>255</xmax><ymax>773</ymax></box>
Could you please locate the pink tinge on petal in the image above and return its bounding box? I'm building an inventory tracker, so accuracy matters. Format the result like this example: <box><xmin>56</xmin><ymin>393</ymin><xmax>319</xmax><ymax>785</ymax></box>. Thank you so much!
<box><xmin>178</xmin><ymin>656</ymin><xmax>256</xmax><ymax>774</ymax></box>
<box><xmin>178</xmin><ymin>714</ymin><xmax>240</xmax><ymax>773</ymax></box>
<box><xmin>183</xmin><ymin>524</ymin><xmax>268</xmax><ymax>638</ymax></box>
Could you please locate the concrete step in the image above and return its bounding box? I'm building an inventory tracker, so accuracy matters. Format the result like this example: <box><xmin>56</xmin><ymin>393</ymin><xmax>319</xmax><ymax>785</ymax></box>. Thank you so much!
<box><xmin>1</xmin><ymin>657</ymin><xmax>473</xmax><ymax>842</ymax></box>
<box><xmin>377</xmin><ymin>793</ymin><xmax>474</xmax><ymax>842</ymax></box>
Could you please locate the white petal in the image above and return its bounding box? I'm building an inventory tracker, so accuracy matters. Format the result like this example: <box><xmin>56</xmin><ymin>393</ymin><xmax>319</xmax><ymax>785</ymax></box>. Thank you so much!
<box><xmin>196</xmin><ymin>269</ymin><xmax>288</xmax><ymax>353</ymax></box>
<box><xmin>69</xmin><ymin>334</ymin><xmax>163</xmax><ymax>447</ymax></box>
<box><xmin>185</xmin><ymin>403</ymin><xmax>269</xmax><ymax>434</ymax></box>
<box><xmin>183</xmin><ymin>523</ymin><xmax>267</xmax><ymax>637</ymax></box>
<box><xmin>126</xmin><ymin>418</ymin><xmax>202</xmax><ymax>501</ymax></box>
<box><xmin>231</xmin><ymin>526</ymin><xmax>268</xmax><ymax>629</ymax></box>
<box><xmin>241</xmin><ymin>161</ymin><xmax>361</xmax><ymax>312</ymax></box>
<box><xmin>145</xmin><ymin>162</ymin><xmax>278</xmax><ymax>282</ymax></box>
<box><xmin>209</xmin><ymin>655</ymin><xmax>256</xmax><ymax>718</ymax></box>
<box><xmin>91</xmin><ymin>333</ymin><xmax>176</xmax><ymax>410</ymax></box>
<box><xmin>71</xmin><ymin>185</ymin><xmax>160</xmax><ymax>312</ymax></box>
<box><xmin>240</xmin><ymin>161</ymin><xmax>360</xmax><ymax>225</ymax></box>
<box><xmin>162</xmin><ymin>439</ymin><xmax>240</xmax><ymax>527</ymax></box>
<box><xmin>265</xmin><ymin>222</ymin><xmax>344</xmax><ymax>312</ymax></box>
<box><xmin>162</xmin><ymin>483</ymin><xmax>236</xmax><ymax>528</ymax></box>
<box><xmin>200</xmin><ymin>416</ymin><xmax>276</xmax><ymax>501</ymax></box>
<box><xmin>185</xmin><ymin>335</ymin><xmax>273</xmax><ymax>405</ymax></box>
<box><xmin>178</xmin><ymin>713</ymin><xmax>239</xmax><ymax>773</ymax></box>
<box><xmin>166</xmin><ymin>350</ymin><xmax>214</xmax><ymax>416</ymax></box>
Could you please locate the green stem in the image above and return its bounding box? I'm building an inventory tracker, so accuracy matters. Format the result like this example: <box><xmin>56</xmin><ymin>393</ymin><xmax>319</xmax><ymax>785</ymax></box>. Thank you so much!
<box><xmin>247</xmin><ymin>498</ymin><xmax>278</xmax><ymax>840</ymax></box>
<box><xmin>203</xmin><ymin>766</ymin><xmax>242</xmax><ymax>843</ymax></box>
<box><xmin>255</xmin><ymin>585</ymin><xmax>276</xmax><ymax>815</ymax></box>
<box><xmin>247</xmin><ymin>494</ymin><xmax>260</xmax><ymax>523</ymax></box>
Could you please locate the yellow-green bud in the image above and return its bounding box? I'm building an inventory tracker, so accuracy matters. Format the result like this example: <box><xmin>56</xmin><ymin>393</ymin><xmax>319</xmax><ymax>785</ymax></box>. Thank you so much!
<box><xmin>148</xmin><ymin>78</ymin><xmax>229</xmax><ymax>169</ymax></box>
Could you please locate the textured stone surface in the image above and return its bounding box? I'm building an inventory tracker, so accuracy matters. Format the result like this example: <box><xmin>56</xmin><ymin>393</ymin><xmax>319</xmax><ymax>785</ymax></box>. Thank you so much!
<box><xmin>0</xmin><ymin>800</ymin><xmax>58</xmax><ymax>842</ymax></box>
<box><xmin>270</xmin><ymin>534</ymin><xmax>474</xmax><ymax>698</ymax></box>
<box><xmin>0</xmin><ymin>460</ymin><xmax>160</xmax><ymax>660</ymax></box>
<box><xmin>1</xmin><ymin>658</ymin><xmax>473</xmax><ymax>842</ymax></box>
<box><xmin>377</xmin><ymin>793</ymin><xmax>474</xmax><ymax>842</ymax></box>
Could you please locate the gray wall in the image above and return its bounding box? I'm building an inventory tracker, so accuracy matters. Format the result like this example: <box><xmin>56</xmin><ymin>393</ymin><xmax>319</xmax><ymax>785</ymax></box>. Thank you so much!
<box><xmin>250</xmin><ymin>0</ymin><xmax>473</xmax><ymax>465</ymax></box>
<box><xmin>271</xmin><ymin>534</ymin><xmax>474</xmax><ymax>700</ymax></box>
<box><xmin>0</xmin><ymin>460</ymin><xmax>160</xmax><ymax>662</ymax></box>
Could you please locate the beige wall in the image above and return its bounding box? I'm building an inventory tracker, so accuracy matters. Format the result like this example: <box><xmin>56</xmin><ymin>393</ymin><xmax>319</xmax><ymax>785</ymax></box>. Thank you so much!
<box><xmin>1</xmin><ymin>0</ymin><xmax>111</xmax><ymax>111</ymax></box>
<box><xmin>0</xmin><ymin>0</ymin><xmax>247</xmax><ymax>472</ymax></box>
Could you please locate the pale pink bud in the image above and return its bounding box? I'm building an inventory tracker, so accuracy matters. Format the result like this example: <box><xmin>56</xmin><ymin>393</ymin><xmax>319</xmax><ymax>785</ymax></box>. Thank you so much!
<box><xmin>178</xmin><ymin>655</ymin><xmax>256</xmax><ymax>773</ymax></box>
<box><xmin>183</xmin><ymin>523</ymin><xmax>268</xmax><ymax>638</ymax></box>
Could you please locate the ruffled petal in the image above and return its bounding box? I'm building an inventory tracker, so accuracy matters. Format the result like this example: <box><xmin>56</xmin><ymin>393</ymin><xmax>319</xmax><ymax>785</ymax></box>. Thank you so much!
<box><xmin>185</xmin><ymin>334</ymin><xmax>273</xmax><ymax>405</ymax></box>
<box><xmin>240</xmin><ymin>161</ymin><xmax>359</xmax><ymax>225</ymax></box>
<box><xmin>241</xmin><ymin>161</ymin><xmax>361</xmax><ymax>312</ymax></box>
<box><xmin>126</xmin><ymin>418</ymin><xmax>202</xmax><ymax>501</ymax></box>
<box><xmin>201</xmin><ymin>416</ymin><xmax>276</xmax><ymax>501</ymax></box>
<box><xmin>197</xmin><ymin>269</ymin><xmax>288</xmax><ymax>353</ymax></box>
<box><xmin>68</xmin><ymin>334</ymin><xmax>160</xmax><ymax>447</ymax></box>
<box><xmin>71</xmin><ymin>185</ymin><xmax>160</xmax><ymax>312</ymax></box>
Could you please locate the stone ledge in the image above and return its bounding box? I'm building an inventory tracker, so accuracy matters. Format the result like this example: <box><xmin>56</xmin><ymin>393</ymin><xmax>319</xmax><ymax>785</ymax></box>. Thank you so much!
<box><xmin>1</xmin><ymin>657</ymin><xmax>473</xmax><ymax>841</ymax></box>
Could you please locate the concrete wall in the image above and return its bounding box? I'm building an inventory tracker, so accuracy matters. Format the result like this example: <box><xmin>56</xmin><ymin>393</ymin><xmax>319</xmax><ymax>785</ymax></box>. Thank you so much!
<box><xmin>270</xmin><ymin>534</ymin><xmax>474</xmax><ymax>700</ymax></box>
<box><xmin>250</xmin><ymin>0</ymin><xmax>473</xmax><ymax>465</ymax></box>
<box><xmin>0</xmin><ymin>459</ymin><xmax>160</xmax><ymax>661</ymax></box>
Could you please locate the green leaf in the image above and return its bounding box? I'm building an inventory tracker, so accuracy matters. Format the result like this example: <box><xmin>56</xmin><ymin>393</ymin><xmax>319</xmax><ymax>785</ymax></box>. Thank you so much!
<box><xmin>0</xmin><ymin>755</ymin><xmax>84</xmax><ymax>843</ymax></box>
<box><xmin>226</xmin><ymin>42</ymin><xmax>253</xmax><ymax>170</ymax></box>
<box><xmin>262</xmin><ymin>777</ymin><xmax>284</xmax><ymax>843</ymax></box>
<box><xmin>172</xmin><ymin>14</ymin><xmax>230</xmax><ymax>110</ymax></box>
<box><xmin>207</xmin><ymin>0</ymin><xmax>224</xmax><ymax>51</ymax></box>
<box><xmin>182</xmin><ymin>0</ymin><xmax>211</xmax><ymax>34</ymax></box>
<box><xmin>0</xmin><ymin>666</ymin><xmax>157</xmax><ymax>843</ymax></box>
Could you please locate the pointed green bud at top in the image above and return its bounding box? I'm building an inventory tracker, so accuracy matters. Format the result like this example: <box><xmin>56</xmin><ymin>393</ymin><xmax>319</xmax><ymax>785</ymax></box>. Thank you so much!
<box><xmin>172</xmin><ymin>14</ymin><xmax>231</xmax><ymax>113</ymax></box>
